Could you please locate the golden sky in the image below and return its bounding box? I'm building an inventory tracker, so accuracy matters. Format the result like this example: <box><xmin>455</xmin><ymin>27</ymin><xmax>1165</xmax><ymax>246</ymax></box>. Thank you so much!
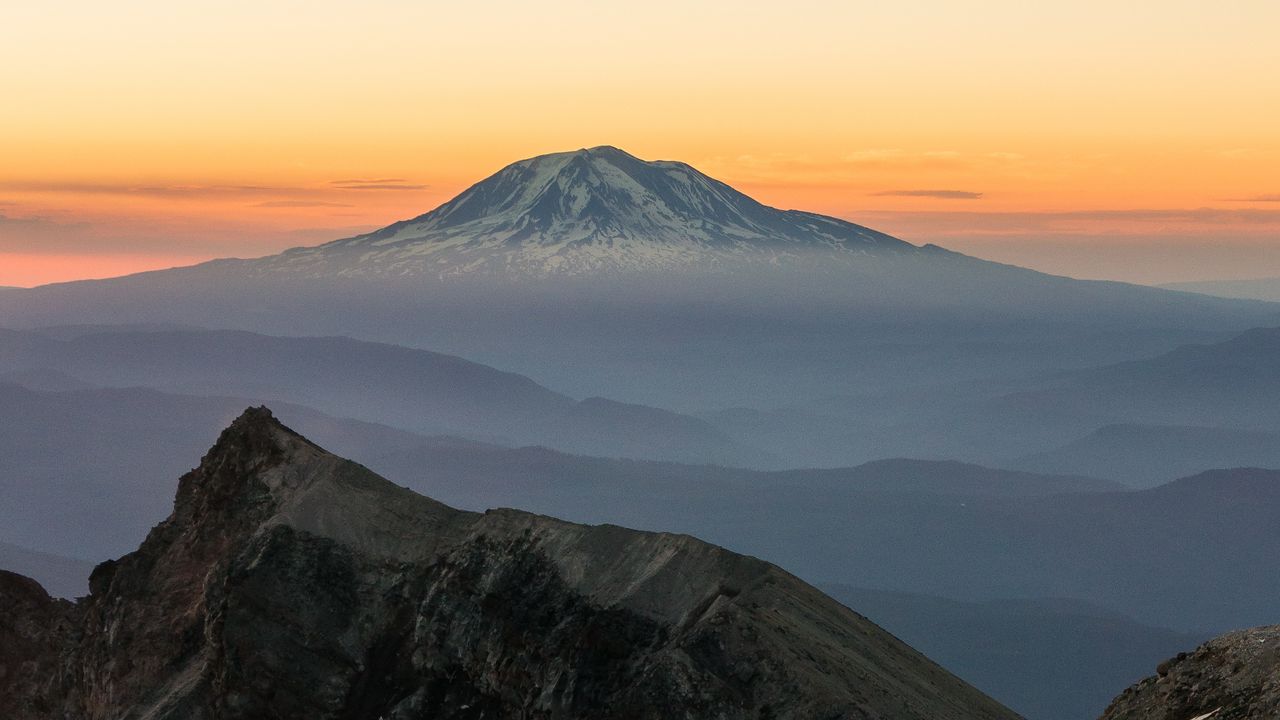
<box><xmin>2</xmin><ymin>0</ymin><xmax>1279</xmax><ymax>286</ymax></box>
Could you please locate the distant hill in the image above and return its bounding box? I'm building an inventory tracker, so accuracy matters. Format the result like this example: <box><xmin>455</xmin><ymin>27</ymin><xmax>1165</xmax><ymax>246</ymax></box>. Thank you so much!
<box><xmin>707</xmin><ymin>325</ymin><xmax>1280</xmax><ymax>477</ymax></box>
<box><xmin>1163</xmin><ymin>276</ymin><xmax>1280</xmax><ymax>302</ymax></box>
<box><xmin>0</xmin><ymin>326</ymin><xmax>764</xmax><ymax>466</ymax></box>
<box><xmin>1010</xmin><ymin>423</ymin><xmax>1280</xmax><ymax>485</ymax></box>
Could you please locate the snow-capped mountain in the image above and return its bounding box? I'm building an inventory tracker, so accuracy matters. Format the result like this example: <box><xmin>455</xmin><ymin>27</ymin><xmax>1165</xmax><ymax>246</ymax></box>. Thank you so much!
<box><xmin>258</xmin><ymin>145</ymin><xmax>917</xmax><ymax>278</ymax></box>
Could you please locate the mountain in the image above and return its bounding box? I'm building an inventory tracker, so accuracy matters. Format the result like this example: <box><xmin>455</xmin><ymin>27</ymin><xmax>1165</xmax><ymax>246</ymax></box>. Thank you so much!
<box><xmin>1100</xmin><ymin>625</ymin><xmax>1280</xmax><ymax>720</ymax></box>
<box><xmin>0</xmin><ymin>374</ymin><xmax>1110</xmax><ymax>574</ymax></box>
<box><xmin>1010</xmin><ymin>423</ymin><xmax>1280</xmax><ymax>486</ymax></box>
<box><xmin>370</xmin><ymin>443</ymin><xmax>1280</xmax><ymax>633</ymax></box>
<box><xmin>821</xmin><ymin>586</ymin><xmax>1207</xmax><ymax>720</ymax></box>
<box><xmin>257</xmin><ymin>145</ymin><xmax>916</xmax><ymax>278</ymax></box>
<box><xmin>1164</xmin><ymin>276</ymin><xmax>1280</xmax><ymax>302</ymax></box>
<box><xmin>1</xmin><ymin>148</ymin><xmax>1276</xmax><ymax>410</ymax></box>
<box><xmin>0</xmin><ymin>379</ymin><xmax>435</xmax><ymax>562</ymax></box>
<box><xmin>0</xmin><ymin>326</ymin><xmax>765</xmax><ymax>466</ymax></box>
<box><xmin>5</xmin><ymin>385</ymin><xmax>1271</xmax><ymax>716</ymax></box>
<box><xmin>0</xmin><ymin>408</ymin><xmax>1020</xmax><ymax>720</ymax></box>
<box><xmin>8</xmin><ymin>377</ymin><xmax>1277</xmax><ymax>634</ymax></box>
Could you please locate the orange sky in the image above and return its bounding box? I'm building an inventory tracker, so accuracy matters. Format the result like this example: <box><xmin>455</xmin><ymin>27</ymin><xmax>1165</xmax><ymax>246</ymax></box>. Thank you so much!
<box><xmin>2</xmin><ymin>1</ymin><xmax>1278</xmax><ymax>287</ymax></box>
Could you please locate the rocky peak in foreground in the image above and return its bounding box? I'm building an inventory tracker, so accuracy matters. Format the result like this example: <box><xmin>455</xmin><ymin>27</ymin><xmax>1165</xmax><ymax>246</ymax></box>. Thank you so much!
<box><xmin>0</xmin><ymin>407</ymin><xmax>1020</xmax><ymax>720</ymax></box>
<box><xmin>1100</xmin><ymin>625</ymin><xmax>1280</xmax><ymax>720</ymax></box>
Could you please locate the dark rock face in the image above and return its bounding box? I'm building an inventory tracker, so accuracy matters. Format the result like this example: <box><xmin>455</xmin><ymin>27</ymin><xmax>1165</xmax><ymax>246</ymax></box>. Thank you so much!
<box><xmin>0</xmin><ymin>571</ymin><xmax>71</xmax><ymax>719</ymax></box>
<box><xmin>1100</xmin><ymin>626</ymin><xmax>1280</xmax><ymax>720</ymax></box>
<box><xmin>0</xmin><ymin>407</ymin><xmax>1020</xmax><ymax>720</ymax></box>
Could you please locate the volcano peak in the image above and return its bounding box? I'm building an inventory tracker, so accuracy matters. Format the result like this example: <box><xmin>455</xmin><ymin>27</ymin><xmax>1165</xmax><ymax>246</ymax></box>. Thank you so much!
<box><xmin>264</xmin><ymin>146</ymin><xmax>914</xmax><ymax>278</ymax></box>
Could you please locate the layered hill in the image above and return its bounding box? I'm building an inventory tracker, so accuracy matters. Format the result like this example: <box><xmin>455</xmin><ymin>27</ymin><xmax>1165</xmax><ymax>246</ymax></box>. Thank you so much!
<box><xmin>0</xmin><ymin>408</ymin><xmax>1019</xmax><ymax>720</ymax></box>
<box><xmin>0</xmin><ymin>326</ymin><xmax>762</xmax><ymax>466</ymax></box>
<box><xmin>1010</xmin><ymin>423</ymin><xmax>1280</xmax><ymax>486</ymax></box>
<box><xmin>6</xmin><ymin>377</ymin><xmax>1277</xmax><ymax>634</ymax></box>
<box><xmin>711</xmin><ymin>325</ymin><xmax>1280</xmax><ymax>477</ymax></box>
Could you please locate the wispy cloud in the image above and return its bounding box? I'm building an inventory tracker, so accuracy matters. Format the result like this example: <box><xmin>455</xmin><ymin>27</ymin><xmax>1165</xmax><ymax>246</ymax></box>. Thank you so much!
<box><xmin>1223</xmin><ymin>194</ymin><xmax>1280</xmax><ymax>202</ymax></box>
<box><xmin>330</xmin><ymin>178</ymin><xmax>407</xmax><ymax>185</ymax></box>
<box><xmin>330</xmin><ymin>179</ymin><xmax>427</xmax><ymax>191</ymax></box>
<box><xmin>253</xmin><ymin>200</ymin><xmax>354</xmax><ymax>208</ymax></box>
<box><xmin>870</xmin><ymin>189</ymin><xmax>983</xmax><ymax>200</ymax></box>
<box><xmin>0</xmin><ymin>181</ymin><xmax>298</xmax><ymax>197</ymax></box>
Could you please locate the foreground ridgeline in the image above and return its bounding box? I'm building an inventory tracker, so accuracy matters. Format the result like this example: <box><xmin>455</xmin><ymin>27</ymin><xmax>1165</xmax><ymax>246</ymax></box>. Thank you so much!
<box><xmin>1100</xmin><ymin>626</ymin><xmax>1280</xmax><ymax>720</ymax></box>
<box><xmin>0</xmin><ymin>408</ymin><xmax>1017</xmax><ymax>720</ymax></box>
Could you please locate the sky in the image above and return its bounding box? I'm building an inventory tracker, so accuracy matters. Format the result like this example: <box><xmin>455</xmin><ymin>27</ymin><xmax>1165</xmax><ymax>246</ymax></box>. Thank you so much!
<box><xmin>1</xmin><ymin>0</ymin><xmax>1278</xmax><ymax>287</ymax></box>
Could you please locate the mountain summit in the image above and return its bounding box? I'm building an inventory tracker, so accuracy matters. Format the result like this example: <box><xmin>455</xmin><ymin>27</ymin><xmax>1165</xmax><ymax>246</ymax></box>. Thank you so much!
<box><xmin>259</xmin><ymin>146</ymin><xmax>915</xmax><ymax>277</ymax></box>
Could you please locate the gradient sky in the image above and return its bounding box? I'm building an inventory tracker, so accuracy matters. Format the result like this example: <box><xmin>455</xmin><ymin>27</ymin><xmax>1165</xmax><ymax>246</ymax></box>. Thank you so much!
<box><xmin>2</xmin><ymin>0</ymin><xmax>1278</xmax><ymax>287</ymax></box>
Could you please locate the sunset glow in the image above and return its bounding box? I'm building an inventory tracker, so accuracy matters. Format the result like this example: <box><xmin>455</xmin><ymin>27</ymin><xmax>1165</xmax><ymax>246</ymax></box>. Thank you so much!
<box><xmin>3</xmin><ymin>0</ymin><xmax>1278</xmax><ymax>286</ymax></box>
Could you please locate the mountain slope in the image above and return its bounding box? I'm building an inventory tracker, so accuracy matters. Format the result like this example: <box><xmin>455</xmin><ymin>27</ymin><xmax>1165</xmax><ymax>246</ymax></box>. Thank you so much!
<box><xmin>0</xmin><ymin>408</ymin><xmax>1020</xmax><ymax>720</ymax></box>
<box><xmin>1100</xmin><ymin>625</ymin><xmax>1280</xmax><ymax>720</ymax></box>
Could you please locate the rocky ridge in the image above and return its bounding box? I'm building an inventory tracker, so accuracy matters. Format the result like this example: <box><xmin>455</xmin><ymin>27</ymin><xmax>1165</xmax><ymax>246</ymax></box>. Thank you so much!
<box><xmin>1100</xmin><ymin>625</ymin><xmax>1280</xmax><ymax>720</ymax></box>
<box><xmin>0</xmin><ymin>407</ymin><xmax>1020</xmax><ymax>720</ymax></box>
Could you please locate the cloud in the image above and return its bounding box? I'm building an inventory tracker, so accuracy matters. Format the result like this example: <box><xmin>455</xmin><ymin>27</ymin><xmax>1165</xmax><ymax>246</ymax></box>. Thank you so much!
<box><xmin>0</xmin><ymin>210</ymin><xmax>378</xmax><ymax>257</ymax></box>
<box><xmin>329</xmin><ymin>178</ymin><xmax>408</xmax><ymax>185</ymax></box>
<box><xmin>0</xmin><ymin>181</ymin><xmax>299</xmax><ymax>198</ymax></box>
<box><xmin>0</xmin><ymin>213</ymin><xmax>97</xmax><ymax>253</ymax></box>
<box><xmin>0</xmin><ymin>178</ymin><xmax>428</xmax><ymax>196</ymax></box>
<box><xmin>1223</xmin><ymin>194</ymin><xmax>1280</xmax><ymax>202</ymax></box>
<box><xmin>252</xmin><ymin>200</ymin><xmax>354</xmax><ymax>208</ymax></box>
<box><xmin>330</xmin><ymin>180</ymin><xmax>428</xmax><ymax>191</ymax></box>
<box><xmin>329</xmin><ymin>178</ymin><xmax>427</xmax><ymax>191</ymax></box>
<box><xmin>871</xmin><ymin>189</ymin><xmax>984</xmax><ymax>200</ymax></box>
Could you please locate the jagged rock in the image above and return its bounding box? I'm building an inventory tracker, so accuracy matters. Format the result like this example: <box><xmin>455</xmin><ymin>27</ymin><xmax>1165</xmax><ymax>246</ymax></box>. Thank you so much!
<box><xmin>1100</xmin><ymin>625</ymin><xmax>1280</xmax><ymax>720</ymax></box>
<box><xmin>0</xmin><ymin>407</ymin><xmax>1020</xmax><ymax>719</ymax></box>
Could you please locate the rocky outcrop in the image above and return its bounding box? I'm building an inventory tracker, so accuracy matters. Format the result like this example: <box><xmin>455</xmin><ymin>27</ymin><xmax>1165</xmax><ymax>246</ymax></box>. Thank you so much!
<box><xmin>1100</xmin><ymin>625</ymin><xmax>1280</xmax><ymax>720</ymax></box>
<box><xmin>0</xmin><ymin>407</ymin><xmax>1020</xmax><ymax>719</ymax></box>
